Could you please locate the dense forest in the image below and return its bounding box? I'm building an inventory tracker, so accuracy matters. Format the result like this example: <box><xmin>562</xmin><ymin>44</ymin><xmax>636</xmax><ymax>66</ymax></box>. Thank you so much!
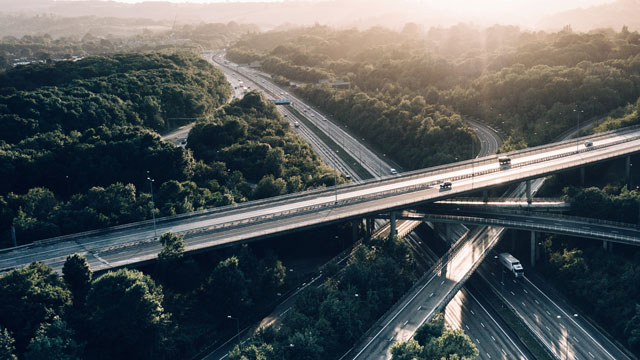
<box><xmin>0</xmin><ymin>53</ymin><xmax>338</xmax><ymax>247</ymax></box>
<box><xmin>0</xmin><ymin>232</ymin><xmax>294</xmax><ymax>359</ymax></box>
<box><xmin>227</xmin><ymin>24</ymin><xmax>640</xmax><ymax>162</ymax></box>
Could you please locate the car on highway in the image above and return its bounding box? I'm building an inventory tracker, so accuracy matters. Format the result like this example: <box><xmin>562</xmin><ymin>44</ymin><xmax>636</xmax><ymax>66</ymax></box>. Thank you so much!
<box><xmin>293</xmin><ymin>121</ymin><xmax>300</xmax><ymax>128</ymax></box>
<box><xmin>440</xmin><ymin>181</ymin><xmax>452</xmax><ymax>190</ymax></box>
<box><xmin>390</xmin><ymin>168</ymin><xmax>398</xmax><ymax>175</ymax></box>
<box><xmin>585</xmin><ymin>140</ymin><xmax>593</xmax><ymax>147</ymax></box>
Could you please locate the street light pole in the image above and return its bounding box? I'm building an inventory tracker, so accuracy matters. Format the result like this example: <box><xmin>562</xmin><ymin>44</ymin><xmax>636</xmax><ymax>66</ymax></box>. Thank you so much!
<box><xmin>146</xmin><ymin>171</ymin><xmax>157</xmax><ymax>238</ymax></box>
<box><xmin>573</xmin><ymin>108</ymin><xmax>583</xmax><ymax>151</ymax></box>
<box><xmin>227</xmin><ymin>315</ymin><xmax>240</xmax><ymax>350</ymax></box>
<box><xmin>471</xmin><ymin>137</ymin><xmax>475</xmax><ymax>188</ymax></box>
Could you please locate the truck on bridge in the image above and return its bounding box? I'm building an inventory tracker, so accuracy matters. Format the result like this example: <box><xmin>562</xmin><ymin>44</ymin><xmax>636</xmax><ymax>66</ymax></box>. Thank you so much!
<box><xmin>499</xmin><ymin>253</ymin><xmax>524</xmax><ymax>278</ymax></box>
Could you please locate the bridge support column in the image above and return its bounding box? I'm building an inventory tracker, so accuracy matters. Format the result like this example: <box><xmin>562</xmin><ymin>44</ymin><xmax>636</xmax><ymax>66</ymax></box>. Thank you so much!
<box><xmin>603</xmin><ymin>240</ymin><xmax>608</xmax><ymax>251</ymax></box>
<box><xmin>580</xmin><ymin>167</ymin><xmax>585</xmax><ymax>186</ymax></box>
<box><xmin>366</xmin><ymin>218</ymin><xmax>373</xmax><ymax>239</ymax></box>
<box><xmin>626</xmin><ymin>156</ymin><xmax>631</xmax><ymax>179</ymax></box>
<box><xmin>352</xmin><ymin>220</ymin><xmax>359</xmax><ymax>243</ymax></box>
<box><xmin>526</xmin><ymin>180</ymin><xmax>532</xmax><ymax>205</ymax></box>
<box><xmin>389</xmin><ymin>212</ymin><xmax>396</xmax><ymax>239</ymax></box>
<box><xmin>530</xmin><ymin>231</ymin><xmax>536</xmax><ymax>267</ymax></box>
<box><xmin>483</xmin><ymin>190</ymin><xmax>489</xmax><ymax>203</ymax></box>
<box><xmin>446</xmin><ymin>224</ymin><xmax>452</xmax><ymax>243</ymax></box>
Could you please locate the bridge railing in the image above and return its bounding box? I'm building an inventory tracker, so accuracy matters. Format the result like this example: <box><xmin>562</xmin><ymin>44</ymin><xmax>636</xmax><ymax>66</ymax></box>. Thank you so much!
<box><xmin>430</xmin><ymin>209</ymin><xmax>640</xmax><ymax>230</ymax></box>
<box><xmin>434</xmin><ymin>197</ymin><xmax>566</xmax><ymax>203</ymax></box>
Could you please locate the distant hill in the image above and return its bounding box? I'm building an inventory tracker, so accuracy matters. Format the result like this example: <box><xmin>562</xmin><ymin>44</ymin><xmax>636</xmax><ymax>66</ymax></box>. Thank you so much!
<box><xmin>539</xmin><ymin>0</ymin><xmax>640</xmax><ymax>31</ymax></box>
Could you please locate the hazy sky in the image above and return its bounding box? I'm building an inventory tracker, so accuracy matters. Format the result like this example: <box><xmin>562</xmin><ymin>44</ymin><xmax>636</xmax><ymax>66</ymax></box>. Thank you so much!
<box><xmin>99</xmin><ymin>0</ymin><xmax>614</xmax><ymax>8</ymax></box>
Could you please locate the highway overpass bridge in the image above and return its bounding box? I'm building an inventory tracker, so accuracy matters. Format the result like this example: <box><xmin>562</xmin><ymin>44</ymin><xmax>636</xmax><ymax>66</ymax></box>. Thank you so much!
<box><xmin>432</xmin><ymin>197</ymin><xmax>570</xmax><ymax>212</ymax></box>
<box><xmin>407</xmin><ymin>210</ymin><xmax>640</xmax><ymax>245</ymax></box>
<box><xmin>1</xmin><ymin>126</ymin><xmax>640</xmax><ymax>273</ymax></box>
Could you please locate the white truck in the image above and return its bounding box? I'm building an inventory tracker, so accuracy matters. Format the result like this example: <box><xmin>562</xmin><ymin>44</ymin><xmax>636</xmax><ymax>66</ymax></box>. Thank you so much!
<box><xmin>499</xmin><ymin>253</ymin><xmax>524</xmax><ymax>278</ymax></box>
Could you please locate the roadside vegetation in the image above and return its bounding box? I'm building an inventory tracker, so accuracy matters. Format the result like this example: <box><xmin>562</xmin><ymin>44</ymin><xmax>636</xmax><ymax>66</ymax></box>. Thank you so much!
<box><xmin>390</xmin><ymin>313</ymin><xmax>478</xmax><ymax>360</ymax></box>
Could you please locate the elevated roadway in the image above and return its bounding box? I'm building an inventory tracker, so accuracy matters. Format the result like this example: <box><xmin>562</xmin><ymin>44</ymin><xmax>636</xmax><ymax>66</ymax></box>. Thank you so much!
<box><xmin>433</xmin><ymin>197</ymin><xmax>570</xmax><ymax>212</ymax></box>
<box><xmin>399</xmin><ymin>211</ymin><xmax>640</xmax><ymax>245</ymax></box>
<box><xmin>1</xmin><ymin>126</ymin><xmax>640</xmax><ymax>273</ymax></box>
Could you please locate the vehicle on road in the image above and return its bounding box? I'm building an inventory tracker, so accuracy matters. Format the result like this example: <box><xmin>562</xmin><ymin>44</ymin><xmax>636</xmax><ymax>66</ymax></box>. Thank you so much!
<box><xmin>439</xmin><ymin>181</ymin><xmax>452</xmax><ymax>190</ymax></box>
<box><xmin>293</xmin><ymin>121</ymin><xmax>300</xmax><ymax>128</ymax></box>
<box><xmin>499</xmin><ymin>253</ymin><xmax>524</xmax><ymax>278</ymax></box>
<box><xmin>498</xmin><ymin>156</ymin><xmax>511</xmax><ymax>167</ymax></box>
<box><xmin>390</xmin><ymin>168</ymin><xmax>398</xmax><ymax>175</ymax></box>
<box><xmin>585</xmin><ymin>140</ymin><xmax>593</xmax><ymax>147</ymax></box>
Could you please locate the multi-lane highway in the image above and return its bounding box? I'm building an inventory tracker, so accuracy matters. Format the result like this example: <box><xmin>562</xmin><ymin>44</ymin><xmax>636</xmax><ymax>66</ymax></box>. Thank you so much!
<box><xmin>209</xmin><ymin>53</ymin><xmax>393</xmax><ymax>180</ymax></box>
<box><xmin>477</xmin><ymin>257</ymin><xmax>632</xmax><ymax>360</ymax></box>
<box><xmin>1</xmin><ymin>123</ymin><xmax>639</xmax><ymax>274</ymax></box>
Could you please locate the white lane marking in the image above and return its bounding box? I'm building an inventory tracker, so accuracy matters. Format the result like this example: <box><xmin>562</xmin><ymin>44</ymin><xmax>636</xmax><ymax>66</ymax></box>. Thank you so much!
<box><xmin>510</xmin><ymin>291</ymin><xmax>516</xmax><ymax>296</ymax></box>
<box><xmin>466</xmin><ymin>290</ymin><xmax>531</xmax><ymax>359</ymax></box>
<box><xmin>525</xmin><ymin>277</ymin><xmax>620</xmax><ymax>360</ymax></box>
<box><xmin>481</xmin><ymin>322</ymin><xmax>485</xmax><ymax>328</ymax></box>
<box><xmin>491</xmin><ymin>335</ymin><xmax>496</xmax><ymax>341</ymax></box>
<box><xmin>523</xmin><ymin>289</ymin><xmax>528</xmax><ymax>294</ymax></box>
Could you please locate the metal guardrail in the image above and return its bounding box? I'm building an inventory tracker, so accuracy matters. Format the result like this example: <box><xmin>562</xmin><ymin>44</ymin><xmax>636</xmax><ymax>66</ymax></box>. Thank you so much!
<box><xmin>435</xmin><ymin>197</ymin><xmax>565</xmax><ymax>203</ymax></box>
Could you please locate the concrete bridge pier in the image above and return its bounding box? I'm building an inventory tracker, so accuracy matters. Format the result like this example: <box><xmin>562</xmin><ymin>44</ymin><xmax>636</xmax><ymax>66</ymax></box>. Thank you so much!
<box><xmin>446</xmin><ymin>223</ymin><xmax>452</xmax><ymax>243</ymax></box>
<box><xmin>352</xmin><ymin>220</ymin><xmax>359</xmax><ymax>243</ymax></box>
<box><xmin>580</xmin><ymin>167</ymin><xmax>585</xmax><ymax>185</ymax></box>
<box><xmin>366</xmin><ymin>217</ymin><xmax>374</xmax><ymax>239</ymax></box>
<box><xmin>483</xmin><ymin>190</ymin><xmax>489</xmax><ymax>203</ymax></box>
<box><xmin>530</xmin><ymin>231</ymin><xmax>536</xmax><ymax>267</ymax></box>
<box><xmin>603</xmin><ymin>240</ymin><xmax>613</xmax><ymax>252</ymax></box>
<box><xmin>526</xmin><ymin>180</ymin><xmax>532</xmax><ymax>205</ymax></box>
<box><xmin>626</xmin><ymin>156</ymin><xmax>631</xmax><ymax>179</ymax></box>
<box><xmin>389</xmin><ymin>211</ymin><xmax>396</xmax><ymax>239</ymax></box>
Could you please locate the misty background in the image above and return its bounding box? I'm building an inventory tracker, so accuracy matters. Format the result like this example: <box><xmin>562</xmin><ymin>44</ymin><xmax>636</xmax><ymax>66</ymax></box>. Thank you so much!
<box><xmin>1</xmin><ymin>0</ymin><xmax>639</xmax><ymax>39</ymax></box>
